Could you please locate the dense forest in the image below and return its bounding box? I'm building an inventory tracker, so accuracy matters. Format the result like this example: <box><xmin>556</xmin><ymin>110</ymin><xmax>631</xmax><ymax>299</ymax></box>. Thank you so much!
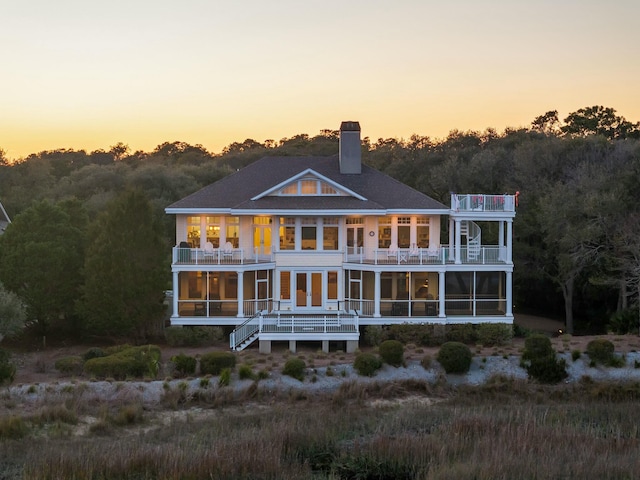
<box><xmin>1</xmin><ymin>105</ymin><xmax>639</xmax><ymax>338</ymax></box>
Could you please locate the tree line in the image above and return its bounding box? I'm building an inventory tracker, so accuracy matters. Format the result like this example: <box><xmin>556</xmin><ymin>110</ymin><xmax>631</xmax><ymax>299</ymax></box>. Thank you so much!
<box><xmin>0</xmin><ymin>105</ymin><xmax>639</xmax><ymax>340</ymax></box>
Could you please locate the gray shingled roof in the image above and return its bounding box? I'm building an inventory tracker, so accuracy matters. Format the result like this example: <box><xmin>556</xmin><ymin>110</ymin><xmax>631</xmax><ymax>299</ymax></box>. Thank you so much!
<box><xmin>166</xmin><ymin>155</ymin><xmax>447</xmax><ymax>213</ymax></box>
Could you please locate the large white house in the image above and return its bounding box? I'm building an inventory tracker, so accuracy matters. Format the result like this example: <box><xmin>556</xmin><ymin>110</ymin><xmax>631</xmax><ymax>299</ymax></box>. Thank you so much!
<box><xmin>165</xmin><ymin>122</ymin><xmax>515</xmax><ymax>353</ymax></box>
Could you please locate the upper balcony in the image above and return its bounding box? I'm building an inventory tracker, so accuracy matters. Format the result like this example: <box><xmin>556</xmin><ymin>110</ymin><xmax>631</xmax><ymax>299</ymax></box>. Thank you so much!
<box><xmin>344</xmin><ymin>245</ymin><xmax>509</xmax><ymax>266</ymax></box>
<box><xmin>452</xmin><ymin>193</ymin><xmax>516</xmax><ymax>213</ymax></box>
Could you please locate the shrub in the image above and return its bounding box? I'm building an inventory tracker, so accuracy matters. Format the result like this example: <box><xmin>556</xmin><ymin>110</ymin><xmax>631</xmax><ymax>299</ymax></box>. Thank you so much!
<box><xmin>164</xmin><ymin>326</ymin><xmax>223</xmax><ymax>347</ymax></box>
<box><xmin>525</xmin><ymin>356</ymin><xmax>568</xmax><ymax>384</ymax></box>
<box><xmin>477</xmin><ymin>324</ymin><xmax>513</xmax><ymax>347</ymax></box>
<box><xmin>84</xmin><ymin>345</ymin><xmax>161</xmax><ymax>380</ymax></box>
<box><xmin>363</xmin><ymin>325</ymin><xmax>384</xmax><ymax>346</ymax></box>
<box><xmin>170</xmin><ymin>353</ymin><xmax>197</xmax><ymax>377</ymax></box>
<box><xmin>199</xmin><ymin>351</ymin><xmax>236</xmax><ymax>376</ymax></box>
<box><xmin>446</xmin><ymin>324</ymin><xmax>477</xmax><ymax>344</ymax></box>
<box><xmin>353</xmin><ymin>352</ymin><xmax>382</xmax><ymax>377</ymax></box>
<box><xmin>586</xmin><ymin>338</ymin><xmax>615</xmax><ymax>365</ymax></box>
<box><xmin>379</xmin><ymin>340</ymin><xmax>404</xmax><ymax>367</ymax></box>
<box><xmin>521</xmin><ymin>334</ymin><xmax>567</xmax><ymax>384</ymax></box>
<box><xmin>608</xmin><ymin>308</ymin><xmax>639</xmax><ymax>335</ymax></box>
<box><xmin>54</xmin><ymin>356</ymin><xmax>84</xmax><ymax>375</ymax></box>
<box><xmin>238</xmin><ymin>364</ymin><xmax>255</xmax><ymax>380</ymax></box>
<box><xmin>437</xmin><ymin>342</ymin><xmax>473</xmax><ymax>374</ymax></box>
<box><xmin>218</xmin><ymin>368</ymin><xmax>231</xmax><ymax>386</ymax></box>
<box><xmin>385</xmin><ymin>324</ymin><xmax>439</xmax><ymax>346</ymax></box>
<box><xmin>571</xmin><ymin>350</ymin><xmax>582</xmax><ymax>361</ymax></box>
<box><xmin>521</xmin><ymin>334</ymin><xmax>555</xmax><ymax>362</ymax></box>
<box><xmin>0</xmin><ymin>348</ymin><xmax>16</xmax><ymax>385</ymax></box>
<box><xmin>282</xmin><ymin>357</ymin><xmax>306</xmax><ymax>381</ymax></box>
<box><xmin>82</xmin><ymin>347</ymin><xmax>106</xmax><ymax>361</ymax></box>
<box><xmin>420</xmin><ymin>354</ymin><xmax>432</xmax><ymax>370</ymax></box>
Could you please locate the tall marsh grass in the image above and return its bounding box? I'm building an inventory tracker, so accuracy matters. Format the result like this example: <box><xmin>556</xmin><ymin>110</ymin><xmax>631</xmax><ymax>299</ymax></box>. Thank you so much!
<box><xmin>3</xmin><ymin>380</ymin><xmax>640</xmax><ymax>479</ymax></box>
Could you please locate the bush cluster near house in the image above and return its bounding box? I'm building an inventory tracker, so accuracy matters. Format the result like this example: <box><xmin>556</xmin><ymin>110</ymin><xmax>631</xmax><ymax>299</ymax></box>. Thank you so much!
<box><xmin>375</xmin><ymin>323</ymin><xmax>513</xmax><ymax>348</ymax></box>
<box><xmin>83</xmin><ymin>345</ymin><xmax>161</xmax><ymax>380</ymax></box>
<box><xmin>520</xmin><ymin>334</ymin><xmax>567</xmax><ymax>384</ymax></box>
<box><xmin>282</xmin><ymin>357</ymin><xmax>306</xmax><ymax>381</ymax></box>
<box><xmin>586</xmin><ymin>338</ymin><xmax>624</xmax><ymax>367</ymax></box>
<box><xmin>170</xmin><ymin>353</ymin><xmax>197</xmax><ymax>377</ymax></box>
<box><xmin>199</xmin><ymin>351</ymin><xmax>236</xmax><ymax>376</ymax></box>
<box><xmin>353</xmin><ymin>352</ymin><xmax>383</xmax><ymax>377</ymax></box>
<box><xmin>164</xmin><ymin>326</ymin><xmax>224</xmax><ymax>347</ymax></box>
<box><xmin>378</xmin><ymin>340</ymin><xmax>404</xmax><ymax>367</ymax></box>
<box><xmin>437</xmin><ymin>342</ymin><xmax>473</xmax><ymax>374</ymax></box>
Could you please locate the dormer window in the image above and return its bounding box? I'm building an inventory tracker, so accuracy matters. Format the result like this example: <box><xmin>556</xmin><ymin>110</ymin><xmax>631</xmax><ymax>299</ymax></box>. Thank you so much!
<box><xmin>279</xmin><ymin>177</ymin><xmax>338</xmax><ymax>196</ymax></box>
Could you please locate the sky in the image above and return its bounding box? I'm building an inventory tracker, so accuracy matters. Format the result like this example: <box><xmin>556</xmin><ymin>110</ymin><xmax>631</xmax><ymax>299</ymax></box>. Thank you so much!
<box><xmin>1</xmin><ymin>0</ymin><xmax>639</xmax><ymax>160</ymax></box>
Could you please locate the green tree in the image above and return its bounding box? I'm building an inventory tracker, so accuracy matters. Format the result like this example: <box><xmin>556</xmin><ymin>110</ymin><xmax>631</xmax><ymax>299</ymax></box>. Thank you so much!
<box><xmin>78</xmin><ymin>190</ymin><xmax>167</xmax><ymax>339</ymax></box>
<box><xmin>561</xmin><ymin>106</ymin><xmax>640</xmax><ymax>140</ymax></box>
<box><xmin>0</xmin><ymin>200</ymin><xmax>86</xmax><ymax>336</ymax></box>
<box><xmin>0</xmin><ymin>283</ymin><xmax>27</xmax><ymax>342</ymax></box>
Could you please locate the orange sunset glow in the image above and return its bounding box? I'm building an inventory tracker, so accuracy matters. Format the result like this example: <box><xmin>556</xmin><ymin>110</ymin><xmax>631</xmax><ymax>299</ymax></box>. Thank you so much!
<box><xmin>2</xmin><ymin>0</ymin><xmax>639</xmax><ymax>160</ymax></box>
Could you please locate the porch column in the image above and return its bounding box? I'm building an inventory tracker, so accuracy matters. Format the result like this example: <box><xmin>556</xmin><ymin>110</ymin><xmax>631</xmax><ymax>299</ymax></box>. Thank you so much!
<box><xmin>506</xmin><ymin>219</ymin><xmax>513</xmax><ymax>264</ymax></box>
<box><xmin>448</xmin><ymin>217</ymin><xmax>454</xmax><ymax>259</ymax></box>
<box><xmin>454</xmin><ymin>219</ymin><xmax>462</xmax><ymax>264</ymax></box>
<box><xmin>172</xmin><ymin>271</ymin><xmax>179</xmax><ymax>318</ymax></box>
<box><xmin>374</xmin><ymin>271</ymin><xmax>381</xmax><ymax>317</ymax></box>
<box><xmin>506</xmin><ymin>271</ymin><xmax>513</xmax><ymax>315</ymax></box>
<box><xmin>237</xmin><ymin>271</ymin><xmax>244</xmax><ymax>317</ymax></box>
<box><xmin>498</xmin><ymin>221</ymin><xmax>505</xmax><ymax>261</ymax></box>
<box><xmin>391</xmin><ymin>216</ymin><xmax>398</xmax><ymax>246</ymax></box>
<box><xmin>438</xmin><ymin>271</ymin><xmax>445</xmax><ymax>318</ymax></box>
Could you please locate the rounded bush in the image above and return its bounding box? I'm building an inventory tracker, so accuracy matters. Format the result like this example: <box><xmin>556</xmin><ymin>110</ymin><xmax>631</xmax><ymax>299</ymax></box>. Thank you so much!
<box><xmin>525</xmin><ymin>356</ymin><xmax>568</xmax><ymax>384</ymax></box>
<box><xmin>55</xmin><ymin>356</ymin><xmax>84</xmax><ymax>375</ymax></box>
<box><xmin>283</xmin><ymin>357</ymin><xmax>306</xmax><ymax>381</ymax></box>
<box><xmin>199</xmin><ymin>351</ymin><xmax>236</xmax><ymax>376</ymax></box>
<box><xmin>586</xmin><ymin>338</ymin><xmax>615</xmax><ymax>365</ymax></box>
<box><xmin>522</xmin><ymin>334</ymin><xmax>554</xmax><ymax>362</ymax></box>
<box><xmin>353</xmin><ymin>352</ymin><xmax>382</xmax><ymax>377</ymax></box>
<box><xmin>170</xmin><ymin>353</ymin><xmax>197</xmax><ymax>377</ymax></box>
<box><xmin>437</xmin><ymin>342</ymin><xmax>473</xmax><ymax>374</ymax></box>
<box><xmin>379</xmin><ymin>340</ymin><xmax>404</xmax><ymax>367</ymax></box>
<box><xmin>82</xmin><ymin>347</ymin><xmax>106</xmax><ymax>361</ymax></box>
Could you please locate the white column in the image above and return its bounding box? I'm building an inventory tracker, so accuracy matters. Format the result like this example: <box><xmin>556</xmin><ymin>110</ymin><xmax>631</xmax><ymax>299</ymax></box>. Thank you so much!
<box><xmin>391</xmin><ymin>217</ymin><xmax>398</xmax><ymax>246</ymax></box>
<box><xmin>410</xmin><ymin>216</ymin><xmax>417</xmax><ymax>247</ymax></box>
<box><xmin>455</xmin><ymin>219</ymin><xmax>462</xmax><ymax>264</ymax></box>
<box><xmin>506</xmin><ymin>271</ymin><xmax>513</xmax><ymax>315</ymax></box>
<box><xmin>172</xmin><ymin>271</ymin><xmax>179</xmax><ymax>319</ymax></box>
<box><xmin>499</xmin><ymin>221</ymin><xmax>505</xmax><ymax>261</ymax></box>
<box><xmin>237</xmin><ymin>271</ymin><xmax>244</xmax><ymax>317</ymax></box>
<box><xmin>448</xmin><ymin>218</ymin><xmax>454</xmax><ymax>252</ymax></box>
<box><xmin>374</xmin><ymin>271</ymin><xmax>381</xmax><ymax>317</ymax></box>
<box><xmin>506</xmin><ymin>219</ymin><xmax>513</xmax><ymax>263</ymax></box>
<box><xmin>438</xmin><ymin>271</ymin><xmax>445</xmax><ymax>317</ymax></box>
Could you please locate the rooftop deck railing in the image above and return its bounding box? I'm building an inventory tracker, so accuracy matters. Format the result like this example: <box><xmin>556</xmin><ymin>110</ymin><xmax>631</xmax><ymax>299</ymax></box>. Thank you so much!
<box><xmin>452</xmin><ymin>194</ymin><xmax>516</xmax><ymax>212</ymax></box>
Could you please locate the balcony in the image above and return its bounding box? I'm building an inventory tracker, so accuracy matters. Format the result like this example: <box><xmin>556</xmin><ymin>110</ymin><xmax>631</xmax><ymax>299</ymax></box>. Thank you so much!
<box><xmin>344</xmin><ymin>246</ymin><xmax>509</xmax><ymax>265</ymax></box>
<box><xmin>452</xmin><ymin>193</ymin><xmax>516</xmax><ymax>213</ymax></box>
<box><xmin>172</xmin><ymin>246</ymin><xmax>273</xmax><ymax>265</ymax></box>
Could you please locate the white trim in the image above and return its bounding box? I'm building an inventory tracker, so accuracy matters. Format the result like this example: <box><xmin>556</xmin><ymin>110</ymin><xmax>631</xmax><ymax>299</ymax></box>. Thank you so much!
<box><xmin>0</xmin><ymin>200</ymin><xmax>10</xmax><ymax>224</ymax></box>
<box><xmin>250</xmin><ymin>169</ymin><xmax>368</xmax><ymax>201</ymax></box>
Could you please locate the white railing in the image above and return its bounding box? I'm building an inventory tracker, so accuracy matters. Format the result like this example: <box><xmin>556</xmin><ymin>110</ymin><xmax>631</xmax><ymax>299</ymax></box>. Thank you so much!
<box><xmin>452</xmin><ymin>194</ymin><xmax>515</xmax><ymax>212</ymax></box>
<box><xmin>173</xmin><ymin>247</ymin><xmax>249</xmax><ymax>265</ymax></box>
<box><xmin>230</xmin><ymin>314</ymin><xmax>262</xmax><ymax>350</ymax></box>
<box><xmin>261</xmin><ymin>313</ymin><xmax>358</xmax><ymax>334</ymax></box>
<box><xmin>342</xmin><ymin>246</ymin><xmax>507</xmax><ymax>265</ymax></box>
<box><xmin>243</xmin><ymin>299</ymin><xmax>273</xmax><ymax>317</ymax></box>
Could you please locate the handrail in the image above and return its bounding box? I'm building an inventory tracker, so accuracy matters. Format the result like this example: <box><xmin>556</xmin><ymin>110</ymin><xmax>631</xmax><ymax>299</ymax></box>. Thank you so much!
<box><xmin>230</xmin><ymin>313</ymin><xmax>262</xmax><ymax>350</ymax></box>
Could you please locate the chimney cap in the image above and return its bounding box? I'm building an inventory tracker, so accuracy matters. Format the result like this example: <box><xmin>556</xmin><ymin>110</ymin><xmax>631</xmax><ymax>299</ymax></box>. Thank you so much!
<box><xmin>340</xmin><ymin>121</ymin><xmax>360</xmax><ymax>132</ymax></box>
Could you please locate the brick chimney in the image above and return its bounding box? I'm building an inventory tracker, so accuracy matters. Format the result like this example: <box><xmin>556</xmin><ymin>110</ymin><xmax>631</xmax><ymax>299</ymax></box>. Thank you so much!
<box><xmin>339</xmin><ymin>121</ymin><xmax>361</xmax><ymax>174</ymax></box>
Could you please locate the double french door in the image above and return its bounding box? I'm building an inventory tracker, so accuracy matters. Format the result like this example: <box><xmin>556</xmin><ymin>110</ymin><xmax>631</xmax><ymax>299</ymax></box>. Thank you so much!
<box><xmin>295</xmin><ymin>271</ymin><xmax>323</xmax><ymax>308</ymax></box>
